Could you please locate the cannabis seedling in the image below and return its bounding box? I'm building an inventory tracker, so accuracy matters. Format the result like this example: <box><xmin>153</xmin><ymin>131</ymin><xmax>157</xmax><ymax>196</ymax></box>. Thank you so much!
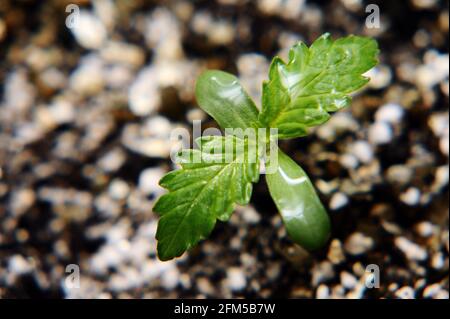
<box><xmin>153</xmin><ymin>33</ymin><xmax>379</xmax><ymax>261</ymax></box>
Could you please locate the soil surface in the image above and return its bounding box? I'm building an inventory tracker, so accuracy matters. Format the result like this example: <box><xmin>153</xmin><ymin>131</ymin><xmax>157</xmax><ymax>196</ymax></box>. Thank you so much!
<box><xmin>0</xmin><ymin>0</ymin><xmax>448</xmax><ymax>298</ymax></box>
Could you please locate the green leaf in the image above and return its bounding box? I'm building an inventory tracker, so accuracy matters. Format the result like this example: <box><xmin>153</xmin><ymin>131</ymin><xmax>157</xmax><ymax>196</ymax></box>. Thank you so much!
<box><xmin>196</xmin><ymin>70</ymin><xmax>260</xmax><ymax>130</ymax></box>
<box><xmin>259</xmin><ymin>33</ymin><xmax>379</xmax><ymax>139</ymax></box>
<box><xmin>265</xmin><ymin>149</ymin><xmax>330</xmax><ymax>250</ymax></box>
<box><xmin>154</xmin><ymin>135</ymin><xmax>259</xmax><ymax>260</ymax></box>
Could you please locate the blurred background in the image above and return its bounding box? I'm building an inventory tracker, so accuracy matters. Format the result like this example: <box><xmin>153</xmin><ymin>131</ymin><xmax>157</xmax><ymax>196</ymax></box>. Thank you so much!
<box><xmin>0</xmin><ymin>0</ymin><xmax>448</xmax><ymax>299</ymax></box>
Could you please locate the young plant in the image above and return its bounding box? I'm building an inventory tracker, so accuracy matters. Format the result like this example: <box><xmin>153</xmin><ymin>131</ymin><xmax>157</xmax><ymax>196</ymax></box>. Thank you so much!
<box><xmin>153</xmin><ymin>33</ymin><xmax>379</xmax><ymax>261</ymax></box>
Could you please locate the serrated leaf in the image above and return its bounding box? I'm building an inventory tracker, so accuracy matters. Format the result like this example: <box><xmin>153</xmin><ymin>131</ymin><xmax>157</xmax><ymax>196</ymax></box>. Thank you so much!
<box><xmin>154</xmin><ymin>135</ymin><xmax>259</xmax><ymax>260</ymax></box>
<box><xmin>259</xmin><ymin>33</ymin><xmax>379</xmax><ymax>139</ymax></box>
<box><xmin>196</xmin><ymin>70</ymin><xmax>260</xmax><ymax>130</ymax></box>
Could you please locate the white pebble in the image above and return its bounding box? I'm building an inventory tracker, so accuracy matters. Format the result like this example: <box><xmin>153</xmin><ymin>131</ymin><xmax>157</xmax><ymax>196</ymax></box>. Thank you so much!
<box><xmin>339</xmin><ymin>153</ymin><xmax>359</xmax><ymax>169</ymax></box>
<box><xmin>368</xmin><ymin>121</ymin><xmax>393</xmax><ymax>145</ymax></box>
<box><xmin>395</xmin><ymin>286</ymin><xmax>415</xmax><ymax>299</ymax></box>
<box><xmin>431</xmin><ymin>252</ymin><xmax>445</xmax><ymax>269</ymax></box>
<box><xmin>395</xmin><ymin>236</ymin><xmax>428</xmax><ymax>261</ymax></box>
<box><xmin>428</xmin><ymin>112</ymin><xmax>449</xmax><ymax>137</ymax></box>
<box><xmin>340</xmin><ymin>271</ymin><xmax>358</xmax><ymax>290</ymax></box>
<box><xmin>108</xmin><ymin>179</ymin><xmax>130</xmax><ymax>201</ymax></box>
<box><xmin>329</xmin><ymin>192</ymin><xmax>349</xmax><ymax>210</ymax></box>
<box><xmin>240</xmin><ymin>205</ymin><xmax>261</xmax><ymax>224</ymax></box>
<box><xmin>316</xmin><ymin>284</ymin><xmax>330</xmax><ymax>299</ymax></box>
<box><xmin>8</xmin><ymin>255</ymin><xmax>33</xmax><ymax>275</ymax></box>
<box><xmin>375</xmin><ymin>103</ymin><xmax>404</xmax><ymax>124</ymax></box>
<box><xmin>415</xmin><ymin>221</ymin><xmax>435</xmax><ymax>237</ymax></box>
<box><xmin>161</xmin><ymin>267</ymin><xmax>180</xmax><ymax>290</ymax></box>
<box><xmin>350</xmin><ymin>140</ymin><xmax>374</xmax><ymax>164</ymax></box>
<box><xmin>344</xmin><ymin>232</ymin><xmax>374</xmax><ymax>255</ymax></box>
<box><xmin>366</xmin><ymin>65</ymin><xmax>392</xmax><ymax>89</ymax></box>
<box><xmin>69</xmin><ymin>54</ymin><xmax>105</xmax><ymax>96</ymax></box>
<box><xmin>423</xmin><ymin>283</ymin><xmax>447</xmax><ymax>299</ymax></box>
<box><xmin>225</xmin><ymin>267</ymin><xmax>246</xmax><ymax>291</ymax></box>
<box><xmin>138</xmin><ymin>167</ymin><xmax>165</xmax><ymax>196</ymax></box>
<box><xmin>143</xmin><ymin>116</ymin><xmax>172</xmax><ymax>138</ymax></box>
<box><xmin>128</xmin><ymin>67</ymin><xmax>160</xmax><ymax>116</ymax></box>
<box><xmin>70</xmin><ymin>10</ymin><xmax>107</xmax><ymax>49</ymax></box>
<box><xmin>386</xmin><ymin>165</ymin><xmax>413</xmax><ymax>185</ymax></box>
<box><xmin>400</xmin><ymin>187</ymin><xmax>421</xmax><ymax>206</ymax></box>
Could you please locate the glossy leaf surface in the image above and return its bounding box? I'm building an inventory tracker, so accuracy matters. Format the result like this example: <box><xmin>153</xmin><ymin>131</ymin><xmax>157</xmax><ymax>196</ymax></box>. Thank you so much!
<box><xmin>265</xmin><ymin>150</ymin><xmax>330</xmax><ymax>250</ymax></box>
<box><xmin>259</xmin><ymin>33</ymin><xmax>379</xmax><ymax>139</ymax></box>
<box><xmin>196</xmin><ymin>70</ymin><xmax>260</xmax><ymax>130</ymax></box>
<box><xmin>154</xmin><ymin>135</ymin><xmax>259</xmax><ymax>260</ymax></box>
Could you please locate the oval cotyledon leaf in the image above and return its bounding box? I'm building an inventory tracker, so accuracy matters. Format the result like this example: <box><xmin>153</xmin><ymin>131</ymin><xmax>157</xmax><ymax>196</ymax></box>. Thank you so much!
<box><xmin>265</xmin><ymin>149</ymin><xmax>330</xmax><ymax>250</ymax></box>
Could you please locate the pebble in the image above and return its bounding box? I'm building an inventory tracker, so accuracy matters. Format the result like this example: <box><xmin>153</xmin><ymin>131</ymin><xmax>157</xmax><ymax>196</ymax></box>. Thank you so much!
<box><xmin>366</xmin><ymin>65</ymin><xmax>392</xmax><ymax>89</ymax></box>
<box><xmin>143</xmin><ymin>116</ymin><xmax>172</xmax><ymax>139</ymax></box>
<box><xmin>109</xmin><ymin>266</ymin><xmax>141</xmax><ymax>292</ymax></box>
<box><xmin>108</xmin><ymin>179</ymin><xmax>130</xmax><ymax>201</ymax></box>
<box><xmin>145</xmin><ymin>8</ymin><xmax>183</xmax><ymax>60</ymax></box>
<box><xmin>327</xmin><ymin>239</ymin><xmax>346</xmax><ymax>264</ymax></box>
<box><xmin>423</xmin><ymin>283</ymin><xmax>448</xmax><ymax>299</ymax></box>
<box><xmin>9</xmin><ymin>188</ymin><xmax>35</xmax><ymax>217</ymax></box>
<box><xmin>368</xmin><ymin>121</ymin><xmax>393</xmax><ymax>145</ymax></box>
<box><xmin>94</xmin><ymin>194</ymin><xmax>121</xmax><ymax>218</ymax></box>
<box><xmin>239</xmin><ymin>205</ymin><xmax>261</xmax><ymax>224</ymax></box>
<box><xmin>97</xmin><ymin>148</ymin><xmax>126</xmax><ymax>173</ymax></box>
<box><xmin>394</xmin><ymin>286</ymin><xmax>415</xmax><ymax>299</ymax></box>
<box><xmin>70</xmin><ymin>10</ymin><xmax>107</xmax><ymax>49</ymax></box>
<box><xmin>186</xmin><ymin>108</ymin><xmax>207</xmax><ymax>123</ymax></box>
<box><xmin>350</xmin><ymin>140</ymin><xmax>374</xmax><ymax>164</ymax></box>
<box><xmin>99</xmin><ymin>41</ymin><xmax>145</xmax><ymax>67</ymax></box>
<box><xmin>225</xmin><ymin>267</ymin><xmax>247</xmax><ymax>291</ymax></box>
<box><xmin>38</xmin><ymin>100</ymin><xmax>75</xmax><ymax>129</ymax></box>
<box><xmin>339</xmin><ymin>153</ymin><xmax>359</xmax><ymax>169</ymax></box>
<box><xmin>69</xmin><ymin>54</ymin><xmax>105</xmax><ymax>96</ymax></box>
<box><xmin>208</xmin><ymin>21</ymin><xmax>235</xmax><ymax>45</ymax></box>
<box><xmin>8</xmin><ymin>255</ymin><xmax>33</xmax><ymax>275</ymax></box>
<box><xmin>237</xmin><ymin>54</ymin><xmax>269</xmax><ymax>103</ymax></box>
<box><xmin>344</xmin><ymin>232</ymin><xmax>374</xmax><ymax>255</ymax></box>
<box><xmin>394</xmin><ymin>236</ymin><xmax>428</xmax><ymax>261</ymax></box>
<box><xmin>386</xmin><ymin>165</ymin><xmax>413</xmax><ymax>185</ymax></box>
<box><xmin>128</xmin><ymin>67</ymin><xmax>160</xmax><ymax>116</ymax></box>
<box><xmin>93</xmin><ymin>0</ymin><xmax>117</xmax><ymax>31</ymax></box>
<box><xmin>161</xmin><ymin>267</ymin><xmax>180</xmax><ymax>290</ymax></box>
<box><xmin>428</xmin><ymin>112</ymin><xmax>449</xmax><ymax>137</ymax></box>
<box><xmin>39</xmin><ymin>67</ymin><xmax>67</xmax><ymax>90</ymax></box>
<box><xmin>374</xmin><ymin>103</ymin><xmax>404</xmax><ymax>125</ymax></box>
<box><xmin>430</xmin><ymin>252</ymin><xmax>445</xmax><ymax>270</ymax></box>
<box><xmin>414</xmin><ymin>221</ymin><xmax>436</xmax><ymax>237</ymax></box>
<box><xmin>415</xmin><ymin>50</ymin><xmax>449</xmax><ymax>89</ymax></box>
<box><xmin>317</xmin><ymin>112</ymin><xmax>359</xmax><ymax>141</ymax></box>
<box><xmin>329</xmin><ymin>192</ymin><xmax>349</xmax><ymax>210</ymax></box>
<box><xmin>340</xmin><ymin>271</ymin><xmax>358</xmax><ymax>290</ymax></box>
<box><xmin>311</xmin><ymin>261</ymin><xmax>335</xmax><ymax>286</ymax></box>
<box><xmin>138</xmin><ymin>167</ymin><xmax>166</xmax><ymax>196</ymax></box>
<box><xmin>104</xmin><ymin>64</ymin><xmax>133</xmax><ymax>89</ymax></box>
<box><xmin>399</xmin><ymin>187</ymin><xmax>421</xmax><ymax>206</ymax></box>
<box><xmin>197</xmin><ymin>277</ymin><xmax>215</xmax><ymax>296</ymax></box>
<box><xmin>4</xmin><ymin>69</ymin><xmax>36</xmax><ymax>114</ymax></box>
<box><xmin>121</xmin><ymin>123</ymin><xmax>175</xmax><ymax>158</ymax></box>
<box><xmin>316</xmin><ymin>284</ymin><xmax>330</xmax><ymax>299</ymax></box>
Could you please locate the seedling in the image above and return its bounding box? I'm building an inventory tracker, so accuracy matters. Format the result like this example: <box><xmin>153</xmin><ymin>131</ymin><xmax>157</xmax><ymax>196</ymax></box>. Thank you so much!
<box><xmin>153</xmin><ymin>33</ymin><xmax>379</xmax><ymax>261</ymax></box>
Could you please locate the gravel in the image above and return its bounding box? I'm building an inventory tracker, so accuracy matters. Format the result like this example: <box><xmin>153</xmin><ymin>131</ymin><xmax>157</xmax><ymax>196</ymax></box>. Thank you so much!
<box><xmin>0</xmin><ymin>0</ymin><xmax>448</xmax><ymax>299</ymax></box>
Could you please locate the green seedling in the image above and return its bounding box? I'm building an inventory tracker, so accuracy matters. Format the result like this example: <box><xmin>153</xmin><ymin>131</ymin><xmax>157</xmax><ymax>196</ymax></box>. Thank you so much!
<box><xmin>153</xmin><ymin>33</ymin><xmax>379</xmax><ymax>261</ymax></box>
